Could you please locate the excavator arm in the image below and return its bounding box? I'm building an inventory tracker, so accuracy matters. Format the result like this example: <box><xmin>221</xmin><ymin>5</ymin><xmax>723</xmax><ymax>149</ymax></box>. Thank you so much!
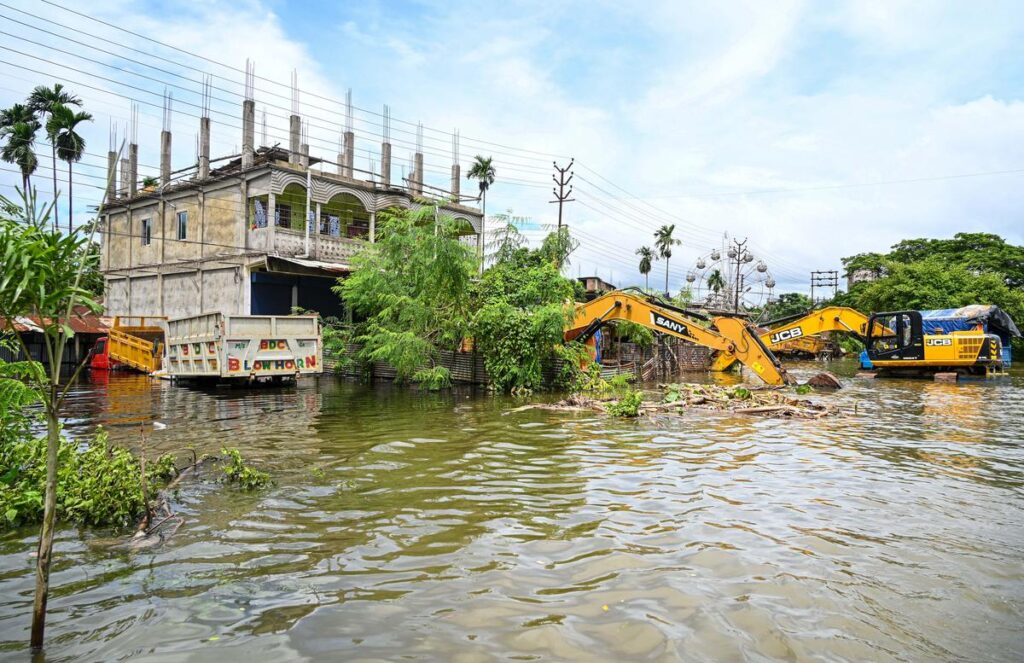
<box><xmin>565</xmin><ymin>291</ymin><xmax>793</xmax><ymax>385</ymax></box>
<box><xmin>709</xmin><ymin>306</ymin><xmax>891</xmax><ymax>371</ymax></box>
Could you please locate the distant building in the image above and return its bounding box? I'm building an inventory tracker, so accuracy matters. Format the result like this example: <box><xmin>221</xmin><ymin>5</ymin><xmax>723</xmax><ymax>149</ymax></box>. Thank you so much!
<box><xmin>100</xmin><ymin>100</ymin><xmax>482</xmax><ymax>320</ymax></box>
<box><xmin>847</xmin><ymin>268</ymin><xmax>881</xmax><ymax>290</ymax></box>
<box><xmin>578</xmin><ymin>276</ymin><xmax>616</xmax><ymax>300</ymax></box>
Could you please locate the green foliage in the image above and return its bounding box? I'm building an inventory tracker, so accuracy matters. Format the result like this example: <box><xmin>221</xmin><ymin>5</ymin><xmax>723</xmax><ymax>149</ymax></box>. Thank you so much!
<box><xmin>470</xmin><ymin>236</ymin><xmax>582</xmax><ymax>392</ymax></box>
<box><xmin>729</xmin><ymin>387</ymin><xmax>751</xmax><ymax>400</ymax></box>
<box><xmin>837</xmin><ymin>259</ymin><xmax>1024</xmax><ymax>332</ymax></box>
<box><xmin>615</xmin><ymin>320</ymin><xmax>655</xmax><ymax>348</ymax></box>
<box><xmin>770</xmin><ymin>292</ymin><xmax>813</xmax><ymax>319</ymax></box>
<box><xmin>150</xmin><ymin>453</ymin><xmax>178</xmax><ymax>484</ymax></box>
<box><xmin>607</xmin><ymin>389</ymin><xmax>643</xmax><ymax>417</ymax></box>
<box><xmin>836</xmin><ymin>234</ymin><xmax>1024</xmax><ymax>357</ymax></box>
<box><xmin>412</xmin><ymin>366</ymin><xmax>452</xmax><ymax>390</ymax></box>
<box><xmin>221</xmin><ymin>447</ymin><xmax>271</xmax><ymax>491</ymax></box>
<box><xmin>794</xmin><ymin>384</ymin><xmax>813</xmax><ymax>395</ymax></box>
<box><xmin>1</xmin><ymin>431</ymin><xmax>148</xmax><ymax>529</ymax></box>
<box><xmin>842</xmin><ymin>233</ymin><xmax>1024</xmax><ymax>292</ymax></box>
<box><xmin>337</xmin><ymin>204</ymin><xmax>476</xmax><ymax>382</ymax></box>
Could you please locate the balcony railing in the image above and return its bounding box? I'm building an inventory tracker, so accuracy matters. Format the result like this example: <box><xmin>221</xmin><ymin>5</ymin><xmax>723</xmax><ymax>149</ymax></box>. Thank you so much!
<box><xmin>250</xmin><ymin>225</ymin><xmax>366</xmax><ymax>263</ymax></box>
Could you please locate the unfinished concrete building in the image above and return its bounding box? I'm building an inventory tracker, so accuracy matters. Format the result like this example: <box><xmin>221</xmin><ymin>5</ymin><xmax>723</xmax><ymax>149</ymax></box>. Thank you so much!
<box><xmin>100</xmin><ymin>84</ymin><xmax>481</xmax><ymax>320</ymax></box>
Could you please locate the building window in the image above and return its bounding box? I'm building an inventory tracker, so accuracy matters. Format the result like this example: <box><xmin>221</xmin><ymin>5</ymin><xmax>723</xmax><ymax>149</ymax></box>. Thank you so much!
<box><xmin>176</xmin><ymin>210</ymin><xmax>188</xmax><ymax>240</ymax></box>
<box><xmin>277</xmin><ymin>203</ymin><xmax>291</xmax><ymax>229</ymax></box>
<box><xmin>141</xmin><ymin>218</ymin><xmax>152</xmax><ymax>246</ymax></box>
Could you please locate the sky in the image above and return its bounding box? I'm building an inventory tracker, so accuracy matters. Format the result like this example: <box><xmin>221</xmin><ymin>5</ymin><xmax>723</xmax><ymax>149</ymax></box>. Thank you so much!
<box><xmin>1</xmin><ymin>0</ymin><xmax>1022</xmax><ymax>297</ymax></box>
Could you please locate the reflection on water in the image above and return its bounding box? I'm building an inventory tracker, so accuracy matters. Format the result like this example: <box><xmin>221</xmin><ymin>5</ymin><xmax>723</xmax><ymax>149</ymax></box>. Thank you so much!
<box><xmin>1</xmin><ymin>361</ymin><xmax>1023</xmax><ymax>661</ymax></box>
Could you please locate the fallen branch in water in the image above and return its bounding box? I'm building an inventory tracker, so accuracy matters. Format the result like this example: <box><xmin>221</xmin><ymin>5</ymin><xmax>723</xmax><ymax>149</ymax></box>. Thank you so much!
<box><xmin>131</xmin><ymin>450</ymin><xmax>216</xmax><ymax>549</ymax></box>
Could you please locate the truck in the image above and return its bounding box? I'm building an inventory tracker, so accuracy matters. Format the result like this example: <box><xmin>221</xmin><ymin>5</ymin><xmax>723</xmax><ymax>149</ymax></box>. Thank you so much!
<box><xmin>162</xmin><ymin>312</ymin><xmax>322</xmax><ymax>382</ymax></box>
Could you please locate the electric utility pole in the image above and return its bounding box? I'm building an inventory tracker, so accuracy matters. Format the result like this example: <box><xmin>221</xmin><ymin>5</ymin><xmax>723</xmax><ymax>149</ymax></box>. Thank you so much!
<box><xmin>810</xmin><ymin>270</ymin><xmax>839</xmax><ymax>303</ymax></box>
<box><xmin>550</xmin><ymin>158</ymin><xmax>575</xmax><ymax>231</ymax></box>
<box><xmin>730</xmin><ymin>237</ymin><xmax>750</xmax><ymax>313</ymax></box>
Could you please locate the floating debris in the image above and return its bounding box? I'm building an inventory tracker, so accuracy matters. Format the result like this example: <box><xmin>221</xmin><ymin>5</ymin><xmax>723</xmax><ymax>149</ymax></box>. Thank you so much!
<box><xmin>507</xmin><ymin>383</ymin><xmax>837</xmax><ymax>419</ymax></box>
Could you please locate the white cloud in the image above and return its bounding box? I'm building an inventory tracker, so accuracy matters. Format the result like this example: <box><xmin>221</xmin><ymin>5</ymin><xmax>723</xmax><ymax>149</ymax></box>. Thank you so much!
<box><xmin>1</xmin><ymin>0</ymin><xmax>1021</xmax><ymax>298</ymax></box>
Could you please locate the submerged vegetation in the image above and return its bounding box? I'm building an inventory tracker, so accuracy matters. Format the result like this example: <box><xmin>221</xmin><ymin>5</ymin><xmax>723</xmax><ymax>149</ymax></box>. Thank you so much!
<box><xmin>334</xmin><ymin>203</ymin><xmax>587</xmax><ymax>393</ymax></box>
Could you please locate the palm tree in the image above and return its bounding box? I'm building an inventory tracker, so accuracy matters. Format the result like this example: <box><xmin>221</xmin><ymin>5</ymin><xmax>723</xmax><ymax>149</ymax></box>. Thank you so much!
<box><xmin>48</xmin><ymin>104</ymin><xmax>93</xmax><ymax>233</ymax></box>
<box><xmin>654</xmin><ymin>224</ymin><xmax>681</xmax><ymax>295</ymax></box>
<box><xmin>29</xmin><ymin>84</ymin><xmax>82</xmax><ymax>228</ymax></box>
<box><xmin>707</xmin><ymin>268</ymin><xmax>726</xmax><ymax>297</ymax></box>
<box><xmin>1</xmin><ymin>118</ymin><xmax>40</xmax><ymax>193</ymax></box>
<box><xmin>636</xmin><ymin>246</ymin><xmax>655</xmax><ymax>291</ymax></box>
<box><xmin>0</xmin><ymin>103</ymin><xmax>36</xmax><ymax>130</ymax></box>
<box><xmin>466</xmin><ymin>155</ymin><xmax>495</xmax><ymax>272</ymax></box>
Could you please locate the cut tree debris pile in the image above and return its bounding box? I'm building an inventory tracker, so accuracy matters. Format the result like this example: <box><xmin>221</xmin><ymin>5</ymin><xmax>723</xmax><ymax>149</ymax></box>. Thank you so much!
<box><xmin>507</xmin><ymin>383</ymin><xmax>838</xmax><ymax>419</ymax></box>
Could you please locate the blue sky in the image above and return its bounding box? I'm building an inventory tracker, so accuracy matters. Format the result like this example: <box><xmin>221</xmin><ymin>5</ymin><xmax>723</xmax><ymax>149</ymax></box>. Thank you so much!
<box><xmin>1</xmin><ymin>0</ymin><xmax>1022</xmax><ymax>295</ymax></box>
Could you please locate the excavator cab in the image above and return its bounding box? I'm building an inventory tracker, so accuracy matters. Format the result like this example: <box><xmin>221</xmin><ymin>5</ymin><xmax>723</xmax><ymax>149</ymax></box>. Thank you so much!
<box><xmin>866</xmin><ymin>311</ymin><xmax>923</xmax><ymax>362</ymax></box>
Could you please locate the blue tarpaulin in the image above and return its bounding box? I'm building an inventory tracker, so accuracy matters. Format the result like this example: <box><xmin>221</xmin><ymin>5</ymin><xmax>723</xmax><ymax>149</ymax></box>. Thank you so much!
<box><xmin>919</xmin><ymin>305</ymin><xmax>1020</xmax><ymax>341</ymax></box>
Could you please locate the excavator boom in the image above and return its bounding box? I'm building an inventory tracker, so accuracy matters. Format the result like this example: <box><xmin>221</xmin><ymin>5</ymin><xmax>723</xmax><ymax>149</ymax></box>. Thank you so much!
<box><xmin>566</xmin><ymin>291</ymin><xmax>793</xmax><ymax>385</ymax></box>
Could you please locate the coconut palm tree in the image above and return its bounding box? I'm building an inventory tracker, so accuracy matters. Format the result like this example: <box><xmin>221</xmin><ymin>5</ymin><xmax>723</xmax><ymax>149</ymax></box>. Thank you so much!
<box><xmin>466</xmin><ymin>155</ymin><xmax>495</xmax><ymax>272</ymax></box>
<box><xmin>636</xmin><ymin>245</ymin><xmax>655</xmax><ymax>291</ymax></box>
<box><xmin>48</xmin><ymin>104</ymin><xmax>93</xmax><ymax>233</ymax></box>
<box><xmin>1</xmin><ymin>117</ymin><xmax>40</xmax><ymax>193</ymax></box>
<box><xmin>654</xmin><ymin>224</ymin><xmax>681</xmax><ymax>295</ymax></box>
<box><xmin>30</xmin><ymin>84</ymin><xmax>82</xmax><ymax>228</ymax></box>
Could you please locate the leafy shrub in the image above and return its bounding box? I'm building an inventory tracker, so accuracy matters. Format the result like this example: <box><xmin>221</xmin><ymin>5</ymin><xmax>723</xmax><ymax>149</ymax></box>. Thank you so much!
<box><xmin>607</xmin><ymin>389</ymin><xmax>643</xmax><ymax>417</ymax></box>
<box><xmin>1</xmin><ymin>431</ymin><xmax>148</xmax><ymax>529</ymax></box>
<box><xmin>794</xmin><ymin>384</ymin><xmax>813</xmax><ymax>395</ymax></box>
<box><xmin>221</xmin><ymin>447</ymin><xmax>271</xmax><ymax>490</ymax></box>
<box><xmin>412</xmin><ymin>365</ymin><xmax>452</xmax><ymax>390</ymax></box>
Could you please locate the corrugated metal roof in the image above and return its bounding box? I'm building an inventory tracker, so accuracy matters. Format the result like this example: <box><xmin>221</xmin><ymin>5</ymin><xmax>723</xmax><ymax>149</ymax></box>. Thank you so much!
<box><xmin>1</xmin><ymin>305</ymin><xmax>109</xmax><ymax>335</ymax></box>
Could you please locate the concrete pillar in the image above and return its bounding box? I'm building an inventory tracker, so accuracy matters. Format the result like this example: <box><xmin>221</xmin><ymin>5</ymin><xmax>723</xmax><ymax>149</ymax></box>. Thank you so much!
<box><xmin>314</xmin><ymin>201</ymin><xmax>322</xmax><ymax>258</ymax></box>
<box><xmin>369</xmin><ymin>210</ymin><xmax>375</xmax><ymax>243</ymax></box>
<box><xmin>128</xmin><ymin>143</ymin><xmax>138</xmax><ymax>196</ymax></box>
<box><xmin>107</xmin><ymin>150</ymin><xmax>117</xmax><ymax>200</ymax></box>
<box><xmin>381</xmin><ymin>142</ymin><xmax>391</xmax><ymax>188</ymax></box>
<box><xmin>198</xmin><ymin>116</ymin><xmax>210</xmax><ymax>179</ymax></box>
<box><xmin>299</xmin><ymin>143</ymin><xmax>309</xmax><ymax>169</ymax></box>
<box><xmin>160</xmin><ymin>130</ymin><xmax>172</xmax><ymax>186</ymax></box>
<box><xmin>289</xmin><ymin>114</ymin><xmax>301</xmax><ymax>164</ymax></box>
<box><xmin>413</xmin><ymin>152</ymin><xmax>424</xmax><ymax>195</ymax></box>
<box><xmin>343</xmin><ymin>131</ymin><xmax>354</xmax><ymax>177</ymax></box>
<box><xmin>242</xmin><ymin>99</ymin><xmax>255</xmax><ymax>169</ymax></box>
<box><xmin>451</xmin><ymin>163</ymin><xmax>461</xmax><ymax>200</ymax></box>
<box><xmin>267</xmin><ymin>191</ymin><xmax>277</xmax><ymax>253</ymax></box>
<box><xmin>337</xmin><ymin>152</ymin><xmax>345</xmax><ymax>177</ymax></box>
<box><xmin>119</xmin><ymin>157</ymin><xmax>129</xmax><ymax>197</ymax></box>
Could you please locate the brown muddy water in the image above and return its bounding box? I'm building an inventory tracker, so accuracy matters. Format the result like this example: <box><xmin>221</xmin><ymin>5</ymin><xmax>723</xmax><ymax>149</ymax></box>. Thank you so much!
<box><xmin>1</xmin><ymin>360</ymin><xmax>1022</xmax><ymax>662</ymax></box>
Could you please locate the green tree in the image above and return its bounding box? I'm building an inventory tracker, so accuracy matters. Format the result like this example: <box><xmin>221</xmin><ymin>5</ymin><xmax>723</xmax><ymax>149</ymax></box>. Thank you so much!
<box><xmin>47</xmin><ymin>103</ymin><xmax>92</xmax><ymax>234</ymax></box>
<box><xmin>466</xmin><ymin>155</ymin><xmax>495</xmax><ymax>272</ymax></box>
<box><xmin>487</xmin><ymin>210</ymin><xmax>527</xmax><ymax>265</ymax></box>
<box><xmin>1</xmin><ymin>114</ymin><xmax>40</xmax><ymax>193</ymax></box>
<box><xmin>843</xmin><ymin>233</ymin><xmax>1024</xmax><ymax>289</ymax></box>
<box><xmin>707</xmin><ymin>268</ymin><xmax>726</xmax><ymax>295</ymax></box>
<box><xmin>471</xmin><ymin>235</ymin><xmax>581</xmax><ymax>392</ymax></box>
<box><xmin>654</xmin><ymin>224</ymin><xmax>680</xmax><ymax>295</ymax></box>
<box><xmin>29</xmin><ymin>84</ymin><xmax>82</xmax><ymax>230</ymax></box>
<box><xmin>0</xmin><ymin>188</ymin><xmax>105</xmax><ymax>651</ymax></box>
<box><xmin>853</xmin><ymin>259</ymin><xmax>1024</xmax><ymax>323</ymax></box>
<box><xmin>769</xmin><ymin>292</ymin><xmax>813</xmax><ymax>318</ymax></box>
<box><xmin>337</xmin><ymin>204</ymin><xmax>476</xmax><ymax>382</ymax></box>
<box><xmin>636</xmin><ymin>245</ymin><xmax>655</xmax><ymax>291</ymax></box>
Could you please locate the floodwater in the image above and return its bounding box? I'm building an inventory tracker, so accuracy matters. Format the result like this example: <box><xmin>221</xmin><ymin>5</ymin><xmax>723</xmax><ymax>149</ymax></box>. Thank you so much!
<box><xmin>1</xmin><ymin>361</ymin><xmax>1023</xmax><ymax>662</ymax></box>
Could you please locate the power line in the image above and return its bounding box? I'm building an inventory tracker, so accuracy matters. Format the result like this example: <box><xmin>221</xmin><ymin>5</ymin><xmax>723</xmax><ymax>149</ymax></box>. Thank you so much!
<box><xmin>32</xmin><ymin>0</ymin><xmax>570</xmax><ymax>161</ymax></box>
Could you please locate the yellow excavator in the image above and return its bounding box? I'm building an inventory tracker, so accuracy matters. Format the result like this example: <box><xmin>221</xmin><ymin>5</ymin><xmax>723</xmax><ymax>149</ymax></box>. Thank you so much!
<box><xmin>709</xmin><ymin>306</ymin><xmax>886</xmax><ymax>372</ymax></box>
<box><xmin>565</xmin><ymin>290</ymin><xmax>795</xmax><ymax>385</ymax></box>
<box><xmin>712</xmin><ymin>305</ymin><xmax>1017</xmax><ymax>378</ymax></box>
